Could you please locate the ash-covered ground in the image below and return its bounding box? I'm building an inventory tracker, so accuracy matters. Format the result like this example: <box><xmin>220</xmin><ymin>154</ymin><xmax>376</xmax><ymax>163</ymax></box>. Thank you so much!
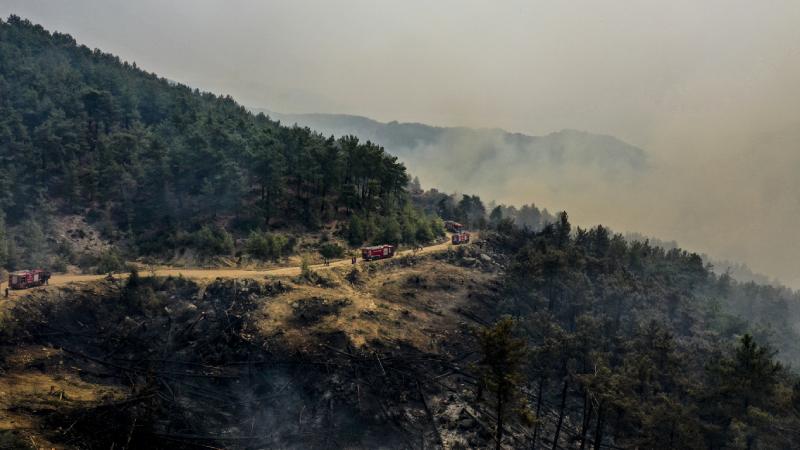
<box><xmin>0</xmin><ymin>251</ymin><xmax>518</xmax><ymax>449</ymax></box>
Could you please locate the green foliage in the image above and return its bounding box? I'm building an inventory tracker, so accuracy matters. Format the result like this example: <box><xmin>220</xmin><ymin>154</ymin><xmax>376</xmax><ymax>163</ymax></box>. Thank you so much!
<box><xmin>15</xmin><ymin>218</ymin><xmax>48</xmax><ymax>268</ymax></box>
<box><xmin>0</xmin><ymin>17</ymin><xmax>415</xmax><ymax>257</ymax></box>
<box><xmin>475</xmin><ymin>317</ymin><xmax>528</xmax><ymax>449</ymax></box>
<box><xmin>429</xmin><ymin>216</ymin><xmax>445</xmax><ymax>238</ymax></box>
<box><xmin>378</xmin><ymin>216</ymin><xmax>402</xmax><ymax>245</ymax></box>
<box><xmin>186</xmin><ymin>225</ymin><xmax>234</xmax><ymax>257</ymax></box>
<box><xmin>300</xmin><ymin>256</ymin><xmax>311</xmax><ymax>278</ymax></box>
<box><xmin>414</xmin><ymin>219</ymin><xmax>434</xmax><ymax>243</ymax></box>
<box><xmin>712</xmin><ymin>334</ymin><xmax>783</xmax><ymax>413</ymax></box>
<box><xmin>245</xmin><ymin>231</ymin><xmax>292</xmax><ymax>261</ymax></box>
<box><xmin>490</xmin><ymin>220</ymin><xmax>800</xmax><ymax>449</ymax></box>
<box><xmin>318</xmin><ymin>243</ymin><xmax>344</xmax><ymax>262</ymax></box>
<box><xmin>345</xmin><ymin>208</ymin><xmax>436</xmax><ymax>247</ymax></box>
<box><xmin>346</xmin><ymin>214</ymin><xmax>367</xmax><ymax>246</ymax></box>
<box><xmin>95</xmin><ymin>249</ymin><xmax>126</xmax><ymax>274</ymax></box>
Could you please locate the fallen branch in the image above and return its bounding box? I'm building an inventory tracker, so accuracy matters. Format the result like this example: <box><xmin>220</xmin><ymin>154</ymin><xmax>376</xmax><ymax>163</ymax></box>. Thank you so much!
<box><xmin>417</xmin><ymin>379</ymin><xmax>444</xmax><ymax>449</ymax></box>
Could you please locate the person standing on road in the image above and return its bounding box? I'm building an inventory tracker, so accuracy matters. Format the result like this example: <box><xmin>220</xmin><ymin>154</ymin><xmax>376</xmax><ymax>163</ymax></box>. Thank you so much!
<box><xmin>4</xmin><ymin>287</ymin><xmax>8</xmax><ymax>298</ymax></box>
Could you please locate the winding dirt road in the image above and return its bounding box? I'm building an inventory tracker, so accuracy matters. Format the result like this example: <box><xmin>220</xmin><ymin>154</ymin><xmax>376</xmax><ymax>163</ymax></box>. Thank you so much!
<box><xmin>1</xmin><ymin>237</ymin><xmax>469</xmax><ymax>299</ymax></box>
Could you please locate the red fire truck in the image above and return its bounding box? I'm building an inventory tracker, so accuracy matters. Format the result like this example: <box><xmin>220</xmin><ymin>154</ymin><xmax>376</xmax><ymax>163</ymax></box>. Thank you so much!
<box><xmin>451</xmin><ymin>232</ymin><xmax>470</xmax><ymax>245</ymax></box>
<box><xmin>8</xmin><ymin>269</ymin><xmax>51</xmax><ymax>290</ymax></box>
<box><xmin>444</xmin><ymin>221</ymin><xmax>464</xmax><ymax>233</ymax></box>
<box><xmin>361</xmin><ymin>244</ymin><xmax>395</xmax><ymax>261</ymax></box>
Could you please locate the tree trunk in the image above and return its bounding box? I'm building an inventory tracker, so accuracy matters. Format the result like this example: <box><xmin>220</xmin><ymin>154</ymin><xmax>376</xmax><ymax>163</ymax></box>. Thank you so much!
<box><xmin>552</xmin><ymin>378</ymin><xmax>569</xmax><ymax>450</ymax></box>
<box><xmin>592</xmin><ymin>402</ymin><xmax>604</xmax><ymax>450</ymax></box>
<box><xmin>496</xmin><ymin>388</ymin><xmax>505</xmax><ymax>450</ymax></box>
<box><xmin>578</xmin><ymin>392</ymin><xmax>594</xmax><ymax>450</ymax></box>
<box><xmin>531</xmin><ymin>377</ymin><xmax>545</xmax><ymax>449</ymax></box>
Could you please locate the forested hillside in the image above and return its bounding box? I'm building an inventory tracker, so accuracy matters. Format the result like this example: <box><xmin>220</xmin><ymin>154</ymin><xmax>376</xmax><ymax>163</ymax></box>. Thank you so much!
<box><xmin>485</xmin><ymin>216</ymin><xmax>800</xmax><ymax>448</ymax></box>
<box><xmin>0</xmin><ymin>15</ymin><xmax>440</xmax><ymax>271</ymax></box>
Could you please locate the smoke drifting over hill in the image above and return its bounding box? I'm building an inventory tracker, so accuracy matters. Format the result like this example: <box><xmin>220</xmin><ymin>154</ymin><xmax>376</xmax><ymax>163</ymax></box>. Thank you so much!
<box><xmin>262</xmin><ymin>110</ymin><xmax>648</xmax><ymax>204</ymax></box>
<box><xmin>265</xmin><ymin>112</ymin><xmax>800</xmax><ymax>288</ymax></box>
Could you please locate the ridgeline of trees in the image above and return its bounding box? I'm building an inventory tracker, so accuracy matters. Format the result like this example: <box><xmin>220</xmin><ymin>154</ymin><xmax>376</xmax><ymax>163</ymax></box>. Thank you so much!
<box><xmin>489</xmin><ymin>202</ymin><xmax>556</xmax><ymax>231</ymax></box>
<box><xmin>0</xmin><ymin>15</ymin><xmax>442</xmax><ymax>269</ymax></box>
<box><xmin>478</xmin><ymin>214</ymin><xmax>800</xmax><ymax>449</ymax></box>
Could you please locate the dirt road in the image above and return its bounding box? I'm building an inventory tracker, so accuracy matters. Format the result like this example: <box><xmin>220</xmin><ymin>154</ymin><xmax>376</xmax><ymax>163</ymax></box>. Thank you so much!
<box><xmin>1</xmin><ymin>236</ymin><xmax>469</xmax><ymax>298</ymax></box>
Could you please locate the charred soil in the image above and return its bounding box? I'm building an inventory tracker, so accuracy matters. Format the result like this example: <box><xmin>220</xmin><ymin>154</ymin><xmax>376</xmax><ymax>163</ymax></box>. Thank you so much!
<box><xmin>0</xmin><ymin>254</ymin><xmax>505</xmax><ymax>449</ymax></box>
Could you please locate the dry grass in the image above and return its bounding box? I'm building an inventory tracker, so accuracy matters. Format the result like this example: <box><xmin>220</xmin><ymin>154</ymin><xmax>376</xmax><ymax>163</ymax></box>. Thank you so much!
<box><xmin>255</xmin><ymin>256</ymin><xmax>494</xmax><ymax>351</ymax></box>
<box><xmin>0</xmin><ymin>345</ymin><xmax>127</xmax><ymax>432</ymax></box>
<box><xmin>0</xmin><ymin>249</ymin><xmax>497</xmax><ymax>448</ymax></box>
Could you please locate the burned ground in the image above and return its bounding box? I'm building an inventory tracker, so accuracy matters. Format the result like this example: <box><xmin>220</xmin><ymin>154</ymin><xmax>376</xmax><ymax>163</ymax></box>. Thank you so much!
<box><xmin>0</xmin><ymin>254</ymin><xmax>506</xmax><ymax>449</ymax></box>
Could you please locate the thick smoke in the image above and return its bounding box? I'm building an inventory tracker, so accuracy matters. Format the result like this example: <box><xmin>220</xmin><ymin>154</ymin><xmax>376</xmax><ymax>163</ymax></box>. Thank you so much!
<box><xmin>268</xmin><ymin>111</ymin><xmax>800</xmax><ymax>288</ymax></box>
<box><xmin>414</xmin><ymin>129</ymin><xmax>800</xmax><ymax>289</ymax></box>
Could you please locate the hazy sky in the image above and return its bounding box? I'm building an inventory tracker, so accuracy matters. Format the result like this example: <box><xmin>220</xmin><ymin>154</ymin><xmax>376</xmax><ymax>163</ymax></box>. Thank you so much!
<box><xmin>3</xmin><ymin>1</ymin><xmax>800</xmax><ymax>286</ymax></box>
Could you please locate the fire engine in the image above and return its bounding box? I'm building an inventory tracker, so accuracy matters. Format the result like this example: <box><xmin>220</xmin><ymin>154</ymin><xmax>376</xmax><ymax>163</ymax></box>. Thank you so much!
<box><xmin>444</xmin><ymin>221</ymin><xmax>463</xmax><ymax>233</ymax></box>
<box><xmin>8</xmin><ymin>269</ymin><xmax>51</xmax><ymax>290</ymax></box>
<box><xmin>361</xmin><ymin>244</ymin><xmax>395</xmax><ymax>261</ymax></box>
<box><xmin>451</xmin><ymin>232</ymin><xmax>470</xmax><ymax>245</ymax></box>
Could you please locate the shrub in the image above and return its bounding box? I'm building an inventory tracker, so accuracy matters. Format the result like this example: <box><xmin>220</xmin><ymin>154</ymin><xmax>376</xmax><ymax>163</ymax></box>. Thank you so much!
<box><xmin>245</xmin><ymin>232</ymin><xmax>293</xmax><ymax>261</ymax></box>
<box><xmin>191</xmin><ymin>224</ymin><xmax>234</xmax><ymax>257</ymax></box>
<box><xmin>300</xmin><ymin>255</ymin><xmax>311</xmax><ymax>278</ymax></box>
<box><xmin>346</xmin><ymin>266</ymin><xmax>363</xmax><ymax>285</ymax></box>
<box><xmin>95</xmin><ymin>249</ymin><xmax>126</xmax><ymax>274</ymax></box>
<box><xmin>430</xmin><ymin>217</ymin><xmax>446</xmax><ymax>237</ymax></box>
<box><xmin>319</xmin><ymin>243</ymin><xmax>344</xmax><ymax>263</ymax></box>
<box><xmin>49</xmin><ymin>256</ymin><xmax>68</xmax><ymax>272</ymax></box>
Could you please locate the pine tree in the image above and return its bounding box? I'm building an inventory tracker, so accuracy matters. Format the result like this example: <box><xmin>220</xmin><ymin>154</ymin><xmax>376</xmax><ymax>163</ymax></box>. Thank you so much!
<box><xmin>475</xmin><ymin>317</ymin><xmax>528</xmax><ymax>450</ymax></box>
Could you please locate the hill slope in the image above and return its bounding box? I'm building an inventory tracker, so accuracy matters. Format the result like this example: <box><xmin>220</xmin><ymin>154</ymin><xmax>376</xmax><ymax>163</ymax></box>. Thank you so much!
<box><xmin>0</xmin><ymin>16</ymin><xmax>439</xmax><ymax>272</ymax></box>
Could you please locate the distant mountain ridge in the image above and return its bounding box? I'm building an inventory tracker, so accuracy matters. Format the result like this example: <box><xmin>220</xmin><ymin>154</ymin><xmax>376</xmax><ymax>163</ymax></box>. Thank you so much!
<box><xmin>255</xmin><ymin>109</ymin><xmax>648</xmax><ymax>202</ymax></box>
<box><xmin>256</xmin><ymin>110</ymin><xmax>647</xmax><ymax>171</ymax></box>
